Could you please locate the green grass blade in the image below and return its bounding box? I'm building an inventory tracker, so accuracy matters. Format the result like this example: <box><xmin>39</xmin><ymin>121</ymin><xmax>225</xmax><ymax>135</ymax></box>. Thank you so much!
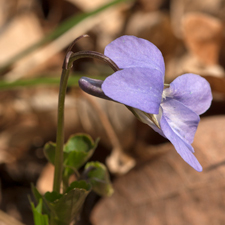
<box><xmin>0</xmin><ymin>75</ymin><xmax>105</xmax><ymax>90</ymax></box>
<box><xmin>0</xmin><ymin>0</ymin><xmax>132</xmax><ymax>73</ymax></box>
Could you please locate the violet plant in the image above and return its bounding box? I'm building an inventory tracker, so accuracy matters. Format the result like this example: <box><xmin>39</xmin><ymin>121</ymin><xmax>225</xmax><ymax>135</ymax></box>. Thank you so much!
<box><xmin>30</xmin><ymin>34</ymin><xmax>212</xmax><ymax>225</ymax></box>
<box><xmin>30</xmin><ymin>36</ymin><xmax>115</xmax><ymax>225</ymax></box>
<box><xmin>79</xmin><ymin>35</ymin><xmax>213</xmax><ymax>172</ymax></box>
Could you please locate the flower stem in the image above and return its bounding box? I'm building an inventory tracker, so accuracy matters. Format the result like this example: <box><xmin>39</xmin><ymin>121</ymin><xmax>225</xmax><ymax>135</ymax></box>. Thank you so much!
<box><xmin>51</xmin><ymin>36</ymin><xmax>120</xmax><ymax>223</ymax></box>
<box><xmin>53</xmin><ymin>40</ymin><xmax>120</xmax><ymax>194</ymax></box>
<box><xmin>51</xmin><ymin>54</ymin><xmax>72</xmax><ymax>224</ymax></box>
<box><xmin>53</xmin><ymin>66</ymin><xmax>71</xmax><ymax>193</ymax></box>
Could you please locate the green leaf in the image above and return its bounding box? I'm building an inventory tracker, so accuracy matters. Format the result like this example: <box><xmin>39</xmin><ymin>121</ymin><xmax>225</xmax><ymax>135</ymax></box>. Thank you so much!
<box><xmin>63</xmin><ymin>134</ymin><xmax>99</xmax><ymax>170</ymax></box>
<box><xmin>43</xmin><ymin>134</ymin><xmax>99</xmax><ymax>189</ymax></box>
<box><xmin>62</xmin><ymin>166</ymin><xmax>77</xmax><ymax>191</ymax></box>
<box><xmin>44</xmin><ymin>191</ymin><xmax>63</xmax><ymax>203</ymax></box>
<box><xmin>44</xmin><ymin>134</ymin><xmax>99</xmax><ymax>170</ymax></box>
<box><xmin>31</xmin><ymin>199</ymin><xmax>49</xmax><ymax>225</ymax></box>
<box><xmin>31</xmin><ymin>183</ymin><xmax>43</xmax><ymax>203</ymax></box>
<box><xmin>65</xmin><ymin>180</ymin><xmax>91</xmax><ymax>193</ymax></box>
<box><xmin>0</xmin><ymin>74</ymin><xmax>105</xmax><ymax>90</ymax></box>
<box><xmin>44</xmin><ymin>142</ymin><xmax>56</xmax><ymax>165</ymax></box>
<box><xmin>64</xmin><ymin>134</ymin><xmax>96</xmax><ymax>153</ymax></box>
<box><xmin>85</xmin><ymin>162</ymin><xmax>114</xmax><ymax>197</ymax></box>
<box><xmin>31</xmin><ymin>184</ymin><xmax>50</xmax><ymax>215</ymax></box>
<box><xmin>46</xmin><ymin>181</ymin><xmax>91</xmax><ymax>224</ymax></box>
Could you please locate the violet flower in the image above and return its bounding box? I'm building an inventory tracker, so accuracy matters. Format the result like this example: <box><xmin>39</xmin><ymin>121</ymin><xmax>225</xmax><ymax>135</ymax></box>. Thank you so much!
<box><xmin>79</xmin><ymin>35</ymin><xmax>212</xmax><ymax>172</ymax></box>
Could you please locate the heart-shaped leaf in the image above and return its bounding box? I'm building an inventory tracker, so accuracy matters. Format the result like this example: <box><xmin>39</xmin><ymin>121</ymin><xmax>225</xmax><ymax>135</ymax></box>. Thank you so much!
<box><xmin>85</xmin><ymin>162</ymin><xmax>114</xmax><ymax>197</ymax></box>
<box><xmin>63</xmin><ymin>134</ymin><xmax>99</xmax><ymax>170</ymax></box>
<box><xmin>44</xmin><ymin>191</ymin><xmax>63</xmax><ymax>203</ymax></box>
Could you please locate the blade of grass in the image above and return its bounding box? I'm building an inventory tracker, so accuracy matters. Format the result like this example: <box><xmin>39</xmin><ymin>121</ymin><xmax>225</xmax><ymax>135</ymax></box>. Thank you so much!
<box><xmin>0</xmin><ymin>0</ymin><xmax>132</xmax><ymax>73</ymax></box>
<box><xmin>0</xmin><ymin>75</ymin><xmax>105</xmax><ymax>90</ymax></box>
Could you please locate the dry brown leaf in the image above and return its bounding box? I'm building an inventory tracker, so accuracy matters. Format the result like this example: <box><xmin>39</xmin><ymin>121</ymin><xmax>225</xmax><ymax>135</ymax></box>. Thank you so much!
<box><xmin>166</xmin><ymin>12</ymin><xmax>224</xmax><ymax>81</ymax></box>
<box><xmin>66</xmin><ymin>0</ymin><xmax>113</xmax><ymax>12</ymax></box>
<box><xmin>0</xmin><ymin>210</ymin><xmax>25</xmax><ymax>225</ymax></box>
<box><xmin>4</xmin><ymin>2</ymin><xmax>131</xmax><ymax>81</ymax></box>
<box><xmin>170</xmin><ymin>0</ymin><xmax>225</xmax><ymax>38</ymax></box>
<box><xmin>0</xmin><ymin>12</ymin><xmax>43</xmax><ymax>65</ymax></box>
<box><xmin>138</xmin><ymin>0</ymin><xmax>166</xmax><ymax>12</ymax></box>
<box><xmin>0</xmin><ymin>117</ymin><xmax>43</xmax><ymax>163</ymax></box>
<box><xmin>91</xmin><ymin>116</ymin><xmax>225</xmax><ymax>225</ymax></box>
<box><xmin>74</xmin><ymin>93</ymin><xmax>135</xmax><ymax>150</ymax></box>
<box><xmin>0</xmin><ymin>88</ymin><xmax>136</xmax><ymax>167</ymax></box>
<box><xmin>165</xmin><ymin>55</ymin><xmax>225</xmax><ymax>82</ymax></box>
<box><xmin>0</xmin><ymin>0</ymin><xmax>35</xmax><ymax>27</ymax></box>
<box><xmin>202</xmin><ymin>75</ymin><xmax>225</xmax><ymax>96</ymax></box>
<box><xmin>125</xmin><ymin>12</ymin><xmax>177</xmax><ymax>60</ymax></box>
<box><xmin>182</xmin><ymin>12</ymin><xmax>223</xmax><ymax>65</ymax></box>
<box><xmin>93</xmin><ymin>4</ymin><xmax>130</xmax><ymax>51</ymax></box>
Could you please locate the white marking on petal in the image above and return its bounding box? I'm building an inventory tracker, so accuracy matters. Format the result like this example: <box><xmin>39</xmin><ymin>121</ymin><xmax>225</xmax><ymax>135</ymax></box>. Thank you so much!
<box><xmin>162</xmin><ymin>86</ymin><xmax>172</xmax><ymax>100</ymax></box>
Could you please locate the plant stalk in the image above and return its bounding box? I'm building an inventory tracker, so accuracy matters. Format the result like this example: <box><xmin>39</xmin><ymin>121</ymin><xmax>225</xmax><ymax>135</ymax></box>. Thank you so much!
<box><xmin>53</xmin><ymin>67</ymin><xmax>71</xmax><ymax>193</ymax></box>
<box><xmin>51</xmin><ymin>43</ymin><xmax>119</xmax><ymax>224</ymax></box>
<box><xmin>53</xmin><ymin>48</ymin><xmax>119</xmax><ymax>193</ymax></box>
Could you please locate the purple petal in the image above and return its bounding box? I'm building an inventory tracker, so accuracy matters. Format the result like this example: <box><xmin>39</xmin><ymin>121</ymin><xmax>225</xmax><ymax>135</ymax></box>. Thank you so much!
<box><xmin>104</xmin><ymin>35</ymin><xmax>165</xmax><ymax>76</ymax></box>
<box><xmin>160</xmin><ymin>115</ymin><xmax>202</xmax><ymax>172</ymax></box>
<box><xmin>161</xmin><ymin>98</ymin><xmax>200</xmax><ymax>145</ymax></box>
<box><xmin>102</xmin><ymin>67</ymin><xmax>164</xmax><ymax>114</ymax></box>
<box><xmin>164</xmin><ymin>73</ymin><xmax>212</xmax><ymax>115</ymax></box>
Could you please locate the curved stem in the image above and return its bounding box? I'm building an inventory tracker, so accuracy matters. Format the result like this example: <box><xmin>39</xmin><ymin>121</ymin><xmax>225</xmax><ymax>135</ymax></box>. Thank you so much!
<box><xmin>70</xmin><ymin>50</ymin><xmax>119</xmax><ymax>71</ymax></box>
<box><xmin>53</xmin><ymin>67</ymin><xmax>71</xmax><ymax>193</ymax></box>
<box><xmin>53</xmin><ymin>48</ymin><xmax>119</xmax><ymax>193</ymax></box>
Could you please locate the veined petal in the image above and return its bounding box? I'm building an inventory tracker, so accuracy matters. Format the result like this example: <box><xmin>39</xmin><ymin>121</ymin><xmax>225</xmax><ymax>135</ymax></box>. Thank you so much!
<box><xmin>160</xmin><ymin>115</ymin><xmax>202</xmax><ymax>172</ymax></box>
<box><xmin>164</xmin><ymin>73</ymin><xmax>212</xmax><ymax>115</ymax></box>
<box><xmin>161</xmin><ymin>98</ymin><xmax>200</xmax><ymax>144</ymax></box>
<box><xmin>104</xmin><ymin>35</ymin><xmax>165</xmax><ymax>76</ymax></box>
<box><xmin>102</xmin><ymin>67</ymin><xmax>164</xmax><ymax>114</ymax></box>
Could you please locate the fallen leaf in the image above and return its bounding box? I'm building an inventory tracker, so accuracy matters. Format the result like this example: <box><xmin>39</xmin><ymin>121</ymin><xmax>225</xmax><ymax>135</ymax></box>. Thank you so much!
<box><xmin>91</xmin><ymin>116</ymin><xmax>225</xmax><ymax>225</ymax></box>
<box><xmin>125</xmin><ymin>11</ymin><xmax>177</xmax><ymax>60</ymax></box>
<box><xmin>0</xmin><ymin>12</ymin><xmax>43</xmax><ymax>65</ymax></box>
<box><xmin>182</xmin><ymin>12</ymin><xmax>223</xmax><ymax>65</ymax></box>
<box><xmin>170</xmin><ymin>0</ymin><xmax>225</xmax><ymax>38</ymax></box>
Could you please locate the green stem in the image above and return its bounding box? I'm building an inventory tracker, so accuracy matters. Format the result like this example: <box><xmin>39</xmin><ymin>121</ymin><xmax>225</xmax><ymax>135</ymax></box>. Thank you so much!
<box><xmin>51</xmin><ymin>47</ymin><xmax>119</xmax><ymax>224</ymax></box>
<box><xmin>53</xmin><ymin>68</ymin><xmax>71</xmax><ymax>193</ymax></box>
<box><xmin>53</xmin><ymin>49</ymin><xmax>118</xmax><ymax>193</ymax></box>
<box><xmin>51</xmin><ymin>51</ymin><xmax>73</xmax><ymax>224</ymax></box>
